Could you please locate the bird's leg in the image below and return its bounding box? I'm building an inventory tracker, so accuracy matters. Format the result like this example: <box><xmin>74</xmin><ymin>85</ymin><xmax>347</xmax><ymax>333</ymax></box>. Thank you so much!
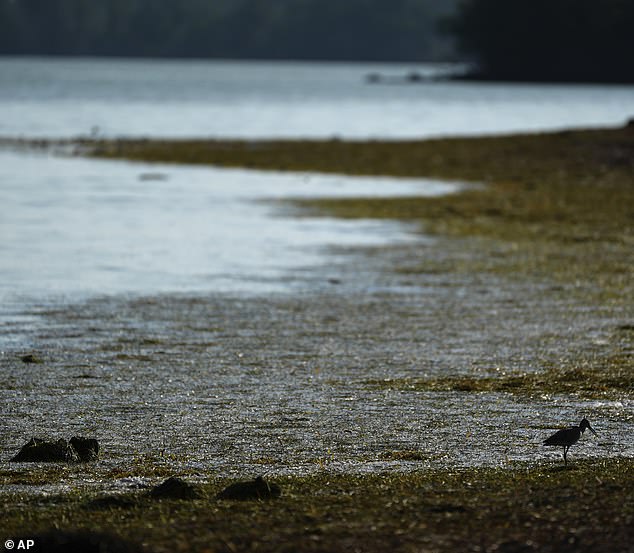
<box><xmin>563</xmin><ymin>446</ymin><xmax>568</xmax><ymax>465</ymax></box>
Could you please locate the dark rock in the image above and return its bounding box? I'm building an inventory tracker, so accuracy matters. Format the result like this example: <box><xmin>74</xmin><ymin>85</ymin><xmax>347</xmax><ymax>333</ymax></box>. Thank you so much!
<box><xmin>70</xmin><ymin>436</ymin><xmax>100</xmax><ymax>462</ymax></box>
<box><xmin>20</xmin><ymin>353</ymin><xmax>43</xmax><ymax>364</ymax></box>
<box><xmin>10</xmin><ymin>438</ymin><xmax>79</xmax><ymax>463</ymax></box>
<box><xmin>150</xmin><ymin>476</ymin><xmax>201</xmax><ymax>500</ymax></box>
<box><xmin>10</xmin><ymin>436</ymin><xmax>99</xmax><ymax>463</ymax></box>
<box><xmin>35</xmin><ymin>530</ymin><xmax>145</xmax><ymax>553</ymax></box>
<box><xmin>217</xmin><ymin>476</ymin><xmax>281</xmax><ymax>501</ymax></box>
<box><xmin>365</xmin><ymin>71</ymin><xmax>433</xmax><ymax>85</ymax></box>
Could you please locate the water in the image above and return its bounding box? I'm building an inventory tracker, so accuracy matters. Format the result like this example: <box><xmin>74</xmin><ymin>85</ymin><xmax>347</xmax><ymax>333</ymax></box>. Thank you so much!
<box><xmin>0</xmin><ymin>149</ymin><xmax>458</xmax><ymax>305</ymax></box>
<box><xmin>0</xmin><ymin>58</ymin><xmax>491</xmax><ymax>308</ymax></box>
<box><xmin>1</xmin><ymin>57</ymin><xmax>632</xmax><ymax>303</ymax></box>
<box><xmin>1</xmin><ymin>57</ymin><xmax>633</xmax><ymax>139</ymax></box>
<box><xmin>1</xmin><ymin>58</ymin><xmax>632</xmax><ymax>476</ymax></box>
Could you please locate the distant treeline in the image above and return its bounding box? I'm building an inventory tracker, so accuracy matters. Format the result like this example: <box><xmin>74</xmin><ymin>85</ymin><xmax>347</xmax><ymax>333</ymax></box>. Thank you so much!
<box><xmin>448</xmin><ymin>0</ymin><xmax>634</xmax><ymax>83</ymax></box>
<box><xmin>4</xmin><ymin>0</ymin><xmax>632</xmax><ymax>83</ymax></box>
<box><xmin>0</xmin><ymin>0</ymin><xmax>458</xmax><ymax>61</ymax></box>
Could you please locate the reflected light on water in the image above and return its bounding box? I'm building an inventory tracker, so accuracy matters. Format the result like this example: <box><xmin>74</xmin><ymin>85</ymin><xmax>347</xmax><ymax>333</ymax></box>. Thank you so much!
<box><xmin>0</xmin><ymin>150</ymin><xmax>461</xmax><ymax>301</ymax></box>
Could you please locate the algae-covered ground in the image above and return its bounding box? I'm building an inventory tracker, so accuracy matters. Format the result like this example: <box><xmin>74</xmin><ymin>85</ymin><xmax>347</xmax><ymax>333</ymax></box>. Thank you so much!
<box><xmin>3</xmin><ymin>459</ymin><xmax>633</xmax><ymax>553</ymax></box>
<box><xmin>1</xmin><ymin>125</ymin><xmax>633</xmax><ymax>551</ymax></box>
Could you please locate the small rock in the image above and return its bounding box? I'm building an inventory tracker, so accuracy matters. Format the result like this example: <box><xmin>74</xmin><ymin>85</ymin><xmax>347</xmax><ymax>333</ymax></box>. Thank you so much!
<box><xmin>70</xmin><ymin>436</ymin><xmax>100</xmax><ymax>462</ymax></box>
<box><xmin>150</xmin><ymin>476</ymin><xmax>201</xmax><ymax>499</ymax></box>
<box><xmin>20</xmin><ymin>353</ymin><xmax>43</xmax><ymax>364</ymax></box>
<box><xmin>217</xmin><ymin>476</ymin><xmax>281</xmax><ymax>501</ymax></box>
<box><xmin>427</xmin><ymin>502</ymin><xmax>468</xmax><ymax>514</ymax></box>
<box><xmin>10</xmin><ymin>438</ymin><xmax>79</xmax><ymax>463</ymax></box>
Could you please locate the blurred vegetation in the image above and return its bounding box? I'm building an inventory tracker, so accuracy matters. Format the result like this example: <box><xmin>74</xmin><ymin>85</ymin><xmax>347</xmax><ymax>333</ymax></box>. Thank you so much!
<box><xmin>447</xmin><ymin>0</ymin><xmax>634</xmax><ymax>82</ymax></box>
<box><xmin>2</xmin><ymin>0</ymin><xmax>631</xmax><ymax>80</ymax></box>
<box><xmin>0</xmin><ymin>0</ymin><xmax>457</xmax><ymax>61</ymax></box>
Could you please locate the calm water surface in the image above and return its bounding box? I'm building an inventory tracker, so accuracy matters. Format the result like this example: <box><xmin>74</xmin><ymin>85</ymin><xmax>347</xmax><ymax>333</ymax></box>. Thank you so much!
<box><xmin>1</xmin><ymin>57</ymin><xmax>633</xmax><ymax>138</ymax></box>
<box><xmin>0</xmin><ymin>147</ymin><xmax>460</xmax><ymax>330</ymax></box>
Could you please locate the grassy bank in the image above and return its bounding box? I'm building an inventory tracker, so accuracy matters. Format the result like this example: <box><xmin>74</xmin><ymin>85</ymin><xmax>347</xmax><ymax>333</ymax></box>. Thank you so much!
<box><xmin>3</xmin><ymin>459</ymin><xmax>634</xmax><ymax>552</ymax></box>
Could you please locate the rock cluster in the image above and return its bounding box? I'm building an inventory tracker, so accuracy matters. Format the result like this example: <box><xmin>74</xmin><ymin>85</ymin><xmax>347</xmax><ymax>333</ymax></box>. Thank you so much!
<box><xmin>150</xmin><ymin>477</ymin><xmax>201</xmax><ymax>500</ymax></box>
<box><xmin>10</xmin><ymin>437</ymin><xmax>99</xmax><ymax>463</ymax></box>
<box><xmin>217</xmin><ymin>476</ymin><xmax>281</xmax><ymax>501</ymax></box>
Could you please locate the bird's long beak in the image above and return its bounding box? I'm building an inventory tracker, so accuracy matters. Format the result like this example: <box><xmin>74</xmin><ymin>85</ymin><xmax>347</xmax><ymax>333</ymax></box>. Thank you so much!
<box><xmin>589</xmin><ymin>425</ymin><xmax>598</xmax><ymax>437</ymax></box>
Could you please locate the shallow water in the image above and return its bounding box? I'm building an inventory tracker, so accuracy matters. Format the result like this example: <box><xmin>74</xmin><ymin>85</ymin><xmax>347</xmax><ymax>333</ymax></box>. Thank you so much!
<box><xmin>2</xmin><ymin>249</ymin><xmax>632</xmax><ymax>491</ymax></box>
<box><xmin>0</xmin><ymin>149</ymin><xmax>460</xmax><ymax>312</ymax></box>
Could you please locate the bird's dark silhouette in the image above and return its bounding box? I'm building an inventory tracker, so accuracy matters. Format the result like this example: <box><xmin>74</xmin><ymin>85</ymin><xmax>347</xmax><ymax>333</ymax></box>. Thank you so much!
<box><xmin>543</xmin><ymin>418</ymin><xmax>597</xmax><ymax>465</ymax></box>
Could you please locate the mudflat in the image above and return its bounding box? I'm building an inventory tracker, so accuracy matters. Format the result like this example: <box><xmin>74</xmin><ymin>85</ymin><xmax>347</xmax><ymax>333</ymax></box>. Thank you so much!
<box><xmin>1</xmin><ymin>125</ymin><xmax>632</xmax><ymax>552</ymax></box>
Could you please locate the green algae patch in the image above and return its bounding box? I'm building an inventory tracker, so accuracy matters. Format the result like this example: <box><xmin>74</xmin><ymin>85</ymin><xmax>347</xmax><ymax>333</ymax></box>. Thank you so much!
<box><xmin>76</xmin><ymin>125</ymin><xmax>634</xmax><ymax>187</ymax></box>
<box><xmin>366</xmin><ymin>359</ymin><xmax>634</xmax><ymax>399</ymax></box>
<box><xmin>292</xmin><ymin>126</ymin><xmax>634</xmax><ymax>303</ymax></box>
<box><xmin>2</xmin><ymin>459</ymin><xmax>634</xmax><ymax>553</ymax></box>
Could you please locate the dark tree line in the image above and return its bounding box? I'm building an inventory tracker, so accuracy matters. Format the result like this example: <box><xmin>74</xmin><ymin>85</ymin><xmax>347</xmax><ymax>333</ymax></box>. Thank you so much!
<box><xmin>448</xmin><ymin>0</ymin><xmax>634</xmax><ymax>82</ymax></box>
<box><xmin>0</xmin><ymin>0</ymin><xmax>457</xmax><ymax>61</ymax></box>
<box><xmin>5</xmin><ymin>0</ymin><xmax>630</xmax><ymax>82</ymax></box>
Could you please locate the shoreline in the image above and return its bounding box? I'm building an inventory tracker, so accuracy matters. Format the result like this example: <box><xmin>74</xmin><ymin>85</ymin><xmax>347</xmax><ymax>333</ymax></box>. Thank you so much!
<box><xmin>90</xmin><ymin>123</ymin><xmax>634</xmax><ymax>293</ymax></box>
<box><xmin>6</xmin><ymin>124</ymin><xmax>631</xmax><ymax>305</ymax></box>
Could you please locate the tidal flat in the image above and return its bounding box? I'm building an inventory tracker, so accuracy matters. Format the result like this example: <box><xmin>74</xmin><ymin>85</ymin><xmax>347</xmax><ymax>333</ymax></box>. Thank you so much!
<box><xmin>1</xmin><ymin>125</ymin><xmax>633</xmax><ymax>551</ymax></box>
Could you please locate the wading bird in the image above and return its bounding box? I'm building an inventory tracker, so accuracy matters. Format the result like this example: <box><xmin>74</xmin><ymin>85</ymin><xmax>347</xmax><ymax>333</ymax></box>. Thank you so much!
<box><xmin>543</xmin><ymin>418</ymin><xmax>598</xmax><ymax>465</ymax></box>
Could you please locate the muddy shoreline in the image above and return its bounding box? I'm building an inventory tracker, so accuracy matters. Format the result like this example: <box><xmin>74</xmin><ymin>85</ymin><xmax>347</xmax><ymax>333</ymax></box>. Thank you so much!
<box><xmin>1</xmin><ymin>125</ymin><xmax>633</xmax><ymax>551</ymax></box>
